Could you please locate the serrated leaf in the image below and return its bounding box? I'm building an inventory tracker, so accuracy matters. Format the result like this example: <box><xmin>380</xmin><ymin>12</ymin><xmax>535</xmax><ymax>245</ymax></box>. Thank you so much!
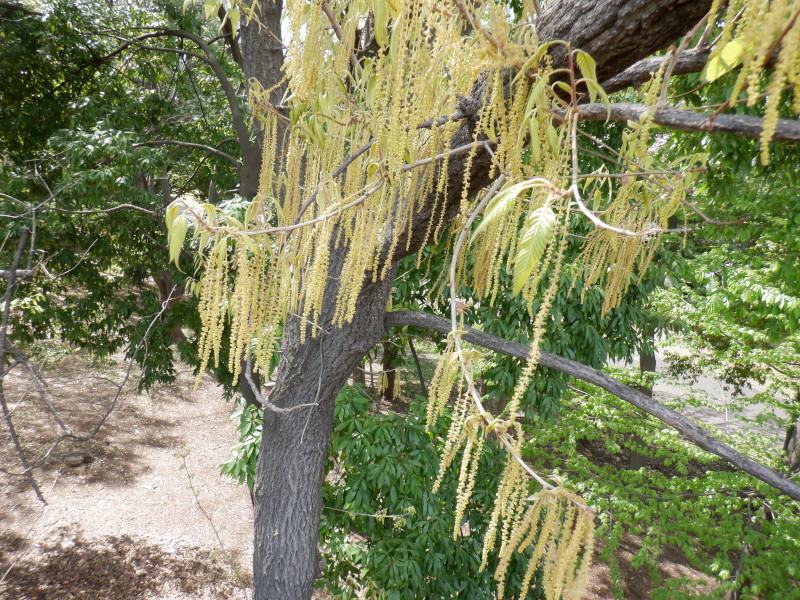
<box><xmin>526</xmin><ymin>75</ymin><xmax>550</xmax><ymax>115</ymax></box>
<box><xmin>584</xmin><ymin>79</ymin><xmax>610</xmax><ymax>118</ymax></box>
<box><xmin>238</xmin><ymin>235</ymin><xmax>259</xmax><ymax>255</ymax></box>
<box><xmin>513</xmin><ymin>41</ymin><xmax>553</xmax><ymax>84</ymax></box>
<box><xmin>575</xmin><ymin>50</ymin><xmax>597</xmax><ymax>84</ymax></box>
<box><xmin>202</xmin><ymin>203</ymin><xmax>217</xmax><ymax>223</ymax></box>
<box><xmin>169</xmin><ymin>215</ymin><xmax>189</xmax><ymax>266</ymax></box>
<box><xmin>223</xmin><ymin>213</ymin><xmax>244</xmax><ymax>230</ymax></box>
<box><xmin>546</xmin><ymin>124</ymin><xmax>560</xmax><ymax>154</ymax></box>
<box><xmin>553</xmin><ymin>80</ymin><xmax>572</xmax><ymax>96</ymax></box>
<box><xmin>703</xmin><ymin>40</ymin><xmax>744</xmax><ymax>82</ymax></box>
<box><xmin>513</xmin><ymin>204</ymin><xmax>555</xmax><ymax>295</ymax></box>
<box><xmin>471</xmin><ymin>180</ymin><xmax>534</xmax><ymax>241</ymax></box>
<box><xmin>229</xmin><ymin>8</ymin><xmax>240</xmax><ymax>36</ymax></box>
<box><xmin>165</xmin><ymin>203</ymin><xmax>180</xmax><ymax>229</ymax></box>
<box><xmin>204</xmin><ymin>0</ymin><xmax>217</xmax><ymax>19</ymax></box>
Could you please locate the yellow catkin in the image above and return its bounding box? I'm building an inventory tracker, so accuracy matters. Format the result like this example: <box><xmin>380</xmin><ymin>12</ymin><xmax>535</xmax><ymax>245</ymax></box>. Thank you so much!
<box><xmin>162</xmin><ymin>4</ymin><xmax>800</xmax><ymax>600</ymax></box>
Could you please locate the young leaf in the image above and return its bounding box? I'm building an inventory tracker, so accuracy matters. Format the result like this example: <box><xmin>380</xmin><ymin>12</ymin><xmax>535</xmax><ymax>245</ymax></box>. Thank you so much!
<box><xmin>169</xmin><ymin>215</ymin><xmax>189</xmax><ymax>266</ymax></box>
<box><xmin>513</xmin><ymin>204</ymin><xmax>555</xmax><ymax>295</ymax></box>
<box><xmin>374</xmin><ymin>0</ymin><xmax>389</xmax><ymax>47</ymax></box>
<box><xmin>703</xmin><ymin>40</ymin><xmax>744</xmax><ymax>82</ymax></box>
<box><xmin>575</xmin><ymin>50</ymin><xmax>598</xmax><ymax>84</ymax></box>
<box><xmin>471</xmin><ymin>179</ymin><xmax>549</xmax><ymax>242</ymax></box>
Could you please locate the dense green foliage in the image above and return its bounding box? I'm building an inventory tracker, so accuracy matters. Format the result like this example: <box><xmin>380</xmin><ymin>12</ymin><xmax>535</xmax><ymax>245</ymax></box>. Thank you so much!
<box><xmin>223</xmin><ymin>384</ymin><xmax>543</xmax><ymax>600</ymax></box>
<box><xmin>524</xmin><ymin>376</ymin><xmax>800</xmax><ymax>599</ymax></box>
<box><xmin>1</xmin><ymin>0</ymin><xmax>245</xmax><ymax>390</ymax></box>
<box><xmin>4</xmin><ymin>2</ymin><xmax>800</xmax><ymax>599</ymax></box>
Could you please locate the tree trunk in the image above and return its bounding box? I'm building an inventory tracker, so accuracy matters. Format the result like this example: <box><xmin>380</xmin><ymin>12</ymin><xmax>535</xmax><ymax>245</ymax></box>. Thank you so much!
<box><xmin>252</xmin><ymin>244</ymin><xmax>396</xmax><ymax>600</ymax></box>
<box><xmin>245</xmin><ymin>2</ymin><xmax>715</xmax><ymax>599</ymax></box>
<box><xmin>239</xmin><ymin>0</ymin><xmax>287</xmax><ymax>200</ymax></box>
<box><xmin>630</xmin><ymin>317</ymin><xmax>656</xmax><ymax>470</ymax></box>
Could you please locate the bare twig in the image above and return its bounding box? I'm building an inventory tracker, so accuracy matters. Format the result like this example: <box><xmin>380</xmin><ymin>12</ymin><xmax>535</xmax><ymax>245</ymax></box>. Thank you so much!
<box><xmin>320</xmin><ymin>0</ymin><xmax>362</xmax><ymax>77</ymax></box>
<box><xmin>0</xmin><ymin>228</ymin><xmax>45</xmax><ymax>502</ymax></box>
<box><xmin>134</xmin><ymin>140</ymin><xmax>242</xmax><ymax>168</ymax></box>
<box><xmin>681</xmin><ymin>198</ymin><xmax>748</xmax><ymax>226</ymax></box>
<box><xmin>243</xmin><ymin>356</ymin><xmax>319</xmax><ymax>415</ymax></box>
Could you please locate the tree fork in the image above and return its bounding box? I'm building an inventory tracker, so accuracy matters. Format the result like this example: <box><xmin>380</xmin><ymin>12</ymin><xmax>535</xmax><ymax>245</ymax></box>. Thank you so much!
<box><xmin>247</xmin><ymin>1</ymin><xmax>737</xmax><ymax>599</ymax></box>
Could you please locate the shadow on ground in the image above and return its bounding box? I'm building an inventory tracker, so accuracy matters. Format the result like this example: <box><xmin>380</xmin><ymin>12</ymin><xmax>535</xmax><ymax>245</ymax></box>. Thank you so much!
<box><xmin>0</xmin><ymin>531</ymin><xmax>250</xmax><ymax>600</ymax></box>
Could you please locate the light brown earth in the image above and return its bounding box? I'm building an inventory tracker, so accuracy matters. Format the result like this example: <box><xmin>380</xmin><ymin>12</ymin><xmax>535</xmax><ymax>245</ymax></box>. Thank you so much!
<box><xmin>0</xmin><ymin>349</ymin><xmax>716</xmax><ymax>600</ymax></box>
<box><xmin>1</xmin><ymin>351</ymin><xmax>254</xmax><ymax>599</ymax></box>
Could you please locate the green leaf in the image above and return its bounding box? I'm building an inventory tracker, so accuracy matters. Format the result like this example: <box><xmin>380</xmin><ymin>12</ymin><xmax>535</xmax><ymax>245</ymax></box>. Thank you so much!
<box><xmin>169</xmin><ymin>215</ymin><xmax>188</xmax><ymax>266</ymax></box>
<box><xmin>374</xmin><ymin>0</ymin><xmax>389</xmax><ymax>47</ymax></box>
<box><xmin>513</xmin><ymin>203</ymin><xmax>555</xmax><ymax>295</ymax></box>
<box><xmin>575</xmin><ymin>50</ymin><xmax>597</xmax><ymax>83</ymax></box>
<box><xmin>471</xmin><ymin>178</ymin><xmax>550</xmax><ymax>242</ymax></box>
<box><xmin>229</xmin><ymin>8</ymin><xmax>240</xmax><ymax>36</ymax></box>
<box><xmin>703</xmin><ymin>40</ymin><xmax>744</xmax><ymax>83</ymax></box>
<box><xmin>584</xmin><ymin>79</ymin><xmax>610</xmax><ymax>116</ymax></box>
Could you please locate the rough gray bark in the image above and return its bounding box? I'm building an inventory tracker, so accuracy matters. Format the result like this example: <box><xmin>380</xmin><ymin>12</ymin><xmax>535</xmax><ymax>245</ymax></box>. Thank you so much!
<box><xmin>239</xmin><ymin>0</ymin><xmax>287</xmax><ymax>200</ymax></box>
<box><xmin>577</xmin><ymin>102</ymin><xmax>800</xmax><ymax>141</ymax></box>
<box><xmin>252</xmin><ymin>247</ymin><xmax>396</xmax><ymax>600</ymax></box>
<box><xmin>385</xmin><ymin>310</ymin><xmax>800</xmax><ymax>502</ymax></box>
<box><xmin>601</xmin><ymin>47</ymin><xmax>710</xmax><ymax>94</ymax></box>
<box><xmin>537</xmin><ymin>0</ymin><xmax>712</xmax><ymax>82</ymax></box>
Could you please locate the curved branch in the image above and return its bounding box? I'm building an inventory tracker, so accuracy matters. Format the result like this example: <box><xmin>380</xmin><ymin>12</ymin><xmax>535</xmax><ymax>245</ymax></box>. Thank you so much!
<box><xmin>577</xmin><ymin>102</ymin><xmax>800</xmax><ymax>142</ymax></box>
<box><xmin>385</xmin><ymin>309</ymin><xmax>800</xmax><ymax>502</ymax></box>
<box><xmin>134</xmin><ymin>139</ymin><xmax>242</xmax><ymax>168</ymax></box>
<box><xmin>99</xmin><ymin>29</ymin><xmax>252</xmax><ymax>154</ymax></box>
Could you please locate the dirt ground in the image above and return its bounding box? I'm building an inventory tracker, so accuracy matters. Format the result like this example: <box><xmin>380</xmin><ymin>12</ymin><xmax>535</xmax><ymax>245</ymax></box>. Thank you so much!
<box><xmin>1</xmin><ymin>351</ymin><xmax>254</xmax><ymax>599</ymax></box>
<box><xmin>1</xmin><ymin>349</ymin><xmax>718</xmax><ymax>600</ymax></box>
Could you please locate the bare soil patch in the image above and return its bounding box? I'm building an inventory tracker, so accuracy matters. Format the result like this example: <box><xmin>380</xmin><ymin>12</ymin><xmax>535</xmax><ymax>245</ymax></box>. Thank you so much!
<box><xmin>1</xmin><ymin>351</ymin><xmax>253</xmax><ymax>599</ymax></box>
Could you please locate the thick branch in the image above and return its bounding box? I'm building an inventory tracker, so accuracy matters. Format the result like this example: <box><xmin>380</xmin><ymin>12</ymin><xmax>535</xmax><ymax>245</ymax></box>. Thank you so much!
<box><xmin>577</xmin><ymin>102</ymin><xmax>800</xmax><ymax>142</ymax></box>
<box><xmin>0</xmin><ymin>269</ymin><xmax>35</xmax><ymax>278</ymax></box>
<box><xmin>537</xmin><ymin>0</ymin><xmax>712</xmax><ymax>82</ymax></box>
<box><xmin>394</xmin><ymin>0</ymin><xmax>718</xmax><ymax>264</ymax></box>
<box><xmin>134</xmin><ymin>139</ymin><xmax>242</xmax><ymax>168</ymax></box>
<box><xmin>0</xmin><ymin>2</ymin><xmax>41</xmax><ymax>16</ymax></box>
<box><xmin>601</xmin><ymin>47</ymin><xmax>711</xmax><ymax>94</ymax></box>
<box><xmin>385</xmin><ymin>310</ymin><xmax>800</xmax><ymax>502</ymax></box>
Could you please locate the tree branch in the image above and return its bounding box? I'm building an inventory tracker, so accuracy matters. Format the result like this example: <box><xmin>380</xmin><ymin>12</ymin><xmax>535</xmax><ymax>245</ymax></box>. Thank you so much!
<box><xmin>601</xmin><ymin>47</ymin><xmax>710</xmax><ymax>94</ymax></box>
<box><xmin>0</xmin><ymin>2</ymin><xmax>42</xmax><ymax>16</ymax></box>
<box><xmin>99</xmin><ymin>29</ymin><xmax>252</xmax><ymax>155</ymax></box>
<box><xmin>576</xmin><ymin>102</ymin><xmax>800</xmax><ymax>142</ymax></box>
<box><xmin>134</xmin><ymin>139</ymin><xmax>242</xmax><ymax>168</ymax></box>
<box><xmin>385</xmin><ymin>310</ymin><xmax>800</xmax><ymax>502</ymax></box>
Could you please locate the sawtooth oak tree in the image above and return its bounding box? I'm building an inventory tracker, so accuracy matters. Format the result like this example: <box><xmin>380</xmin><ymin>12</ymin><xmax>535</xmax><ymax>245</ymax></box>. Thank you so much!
<box><xmin>166</xmin><ymin>1</ymin><xmax>800</xmax><ymax>599</ymax></box>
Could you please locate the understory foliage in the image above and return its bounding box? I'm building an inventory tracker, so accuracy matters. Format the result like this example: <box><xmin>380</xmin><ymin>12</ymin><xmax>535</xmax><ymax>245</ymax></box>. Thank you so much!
<box><xmin>525</xmin><ymin>378</ymin><xmax>800</xmax><ymax>600</ymax></box>
<box><xmin>169</xmin><ymin>1</ymin><xmax>800</xmax><ymax>598</ymax></box>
